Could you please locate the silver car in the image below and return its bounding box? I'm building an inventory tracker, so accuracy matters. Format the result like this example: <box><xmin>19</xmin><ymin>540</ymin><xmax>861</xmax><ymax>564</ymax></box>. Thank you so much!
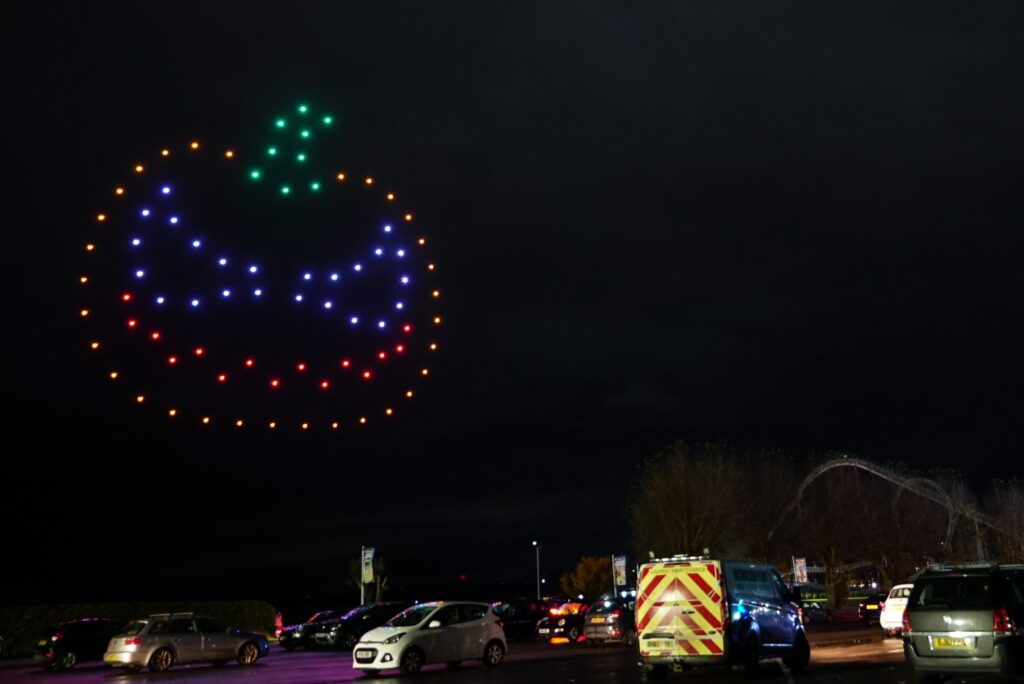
<box><xmin>103</xmin><ymin>613</ymin><xmax>270</xmax><ymax>673</ymax></box>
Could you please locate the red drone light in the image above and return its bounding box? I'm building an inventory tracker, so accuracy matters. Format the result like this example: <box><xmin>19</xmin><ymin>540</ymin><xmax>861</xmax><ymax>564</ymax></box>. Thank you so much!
<box><xmin>403</xmin><ymin>324</ymin><xmax>412</xmax><ymax>333</ymax></box>
<box><xmin>127</xmin><ymin>319</ymin><xmax>138</xmax><ymax>328</ymax></box>
<box><xmin>362</xmin><ymin>370</ymin><xmax>372</xmax><ymax>380</ymax></box>
<box><xmin>269</xmin><ymin>378</ymin><xmax>280</xmax><ymax>388</ymax></box>
<box><xmin>296</xmin><ymin>362</ymin><xmax>306</xmax><ymax>372</ymax></box>
<box><xmin>194</xmin><ymin>347</ymin><xmax>204</xmax><ymax>356</ymax></box>
<box><xmin>168</xmin><ymin>356</ymin><xmax>178</xmax><ymax>365</ymax></box>
<box><xmin>150</xmin><ymin>331</ymin><xmax>161</xmax><ymax>341</ymax></box>
<box><xmin>340</xmin><ymin>359</ymin><xmax>351</xmax><ymax>368</ymax></box>
<box><xmin>320</xmin><ymin>380</ymin><xmax>330</xmax><ymax>390</ymax></box>
<box><xmin>244</xmin><ymin>359</ymin><xmax>254</xmax><ymax>367</ymax></box>
<box><xmin>121</xmin><ymin>292</ymin><xmax>132</xmax><ymax>302</ymax></box>
<box><xmin>378</xmin><ymin>351</ymin><xmax>387</xmax><ymax>360</ymax></box>
<box><xmin>395</xmin><ymin>344</ymin><xmax>405</xmax><ymax>353</ymax></box>
<box><xmin>217</xmin><ymin>374</ymin><xmax>227</xmax><ymax>383</ymax></box>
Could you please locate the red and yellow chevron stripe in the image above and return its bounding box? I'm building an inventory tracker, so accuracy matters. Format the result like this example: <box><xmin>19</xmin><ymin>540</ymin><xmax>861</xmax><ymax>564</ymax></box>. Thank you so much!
<box><xmin>637</xmin><ymin>561</ymin><xmax>725</xmax><ymax>657</ymax></box>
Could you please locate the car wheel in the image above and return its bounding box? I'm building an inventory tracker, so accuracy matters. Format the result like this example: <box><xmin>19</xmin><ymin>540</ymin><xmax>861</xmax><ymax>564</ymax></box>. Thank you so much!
<box><xmin>237</xmin><ymin>641</ymin><xmax>260</xmax><ymax>666</ymax></box>
<box><xmin>645</xmin><ymin>664</ymin><xmax>669</xmax><ymax>680</ymax></box>
<box><xmin>446</xmin><ymin>660</ymin><xmax>463</xmax><ymax>668</ymax></box>
<box><xmin>56</xmin><ymin>650</ymin><xmax>78</xmax><ymax>670</ymax></box>
<box><xmin>567</xmin><ymin>626</ymin><xmax>580</xmax><ymax>642</ymax></box>
<box><xmin>483</xmin><ymin>639</ymin><xmax>505</xmax><ymax>668</ymax></box>
<box><xmin>342</xmin><ymin>632</ymin><xmax>360</xmax><ymax>650</ymax></box>
<box><xmin>742</xmin><ymin>636</ymin><xmax>760</xmax><ymax>678</ymax></box>
<box><xmin>624</xmin><ymin>628</ymin><xmax>638</xmax><ymax>646</ymax></box>
<box><xmin>782</xmin><ymin>632</ymin><xmax>810</xmax><ymax>674</ymax></box>
<box><xmin>148</xmin><ymin>647</ymin><xmax>175</xmax><ymax>673</ymax></box>
<box><xmin>399</xmin><ymin>647</ymin><xmax>424</xmax><ymax>674</ymax></box>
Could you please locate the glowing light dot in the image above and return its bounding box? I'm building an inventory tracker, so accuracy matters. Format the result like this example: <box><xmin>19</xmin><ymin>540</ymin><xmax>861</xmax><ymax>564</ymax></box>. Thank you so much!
<box><xmin>268</xmin><ymin>147</ymin><xmax>278</xmax><ymax>156</ymax></box>
<box><xmin>432</xmin><ymin>290</ymin><xmax>440</xmax><ymax>298</ymax></box>
<box><xmin>406</xmin><ymin>390</ymin><xmax>414</xmax><ymax>398</ymax></box>
<box><xmin>218</xmin><ymin>374</ymin><xmax>227</xmax><ymax>383</ymax></box>
<box><xmin>375</xmin><ymin>248</ymin><xmax>383</xmax><ymax>256</ymax></box>
<box><xmin>396</xmin><ymin>344</ymin><xmax>405</xmax><ymax>353</ymax></box>
<box><xmin>218</xmin><ymin>257</ymin><xmax>227</xmax><ymax>266</ymax></box>
<box><xmin>310</xmin><ymin>181</ymin><xmax>320</xmax><ymax>191</ymax></box>
<box><xmin>134</xmin><ymin>164</ymin><xmax>144</xmax><ymax>173</ymax></box>
<box><xmin>194</xmin><ymin>347</ymin><xmax>204</xmax><ymax>356</ymax></box>
<box><xmin>428</xmin><ymin>263</ymin><xmax>435</xmax><ymax>271</ymax></box>
<box><xmin>250</xmin><ymin>169</ymin><xmax>261</xmax><ymax>180</ymax></box>
<box><xmin>169</xmin><ymin>216</ymin><xmax>178</xmax><ymax>224</ymax></box>
<box><xmin>270</xmin><ymin>379</ymin><xmax>280</xmax><ymax>388</ymax></box>
<box><xmin>362</xmin><ymin>370</ymin><xmax>372</xmax><ymax>380</ymax></box>
<box><xmin>97</xmin><ymin>213</ymin><xmax>106</xmax><ymax>222</ymax></box>
<box><xmin>192</xmin><ymin>240</ymin><xmax>201</xmax><ymax>248</ymax></box>
<box><xmin>421</xmin><ymin>368</ymin><xmax>430</xmax><ymax>376</ymax></box>
<box><xmin>80</xmin><ymin>276</ymin><xmax>88</xmax><ymax>283</ymax></box>
<box><xmin>85</xmin><ymin>244</ymin><xmax>95</xmax><ymax>252</ymax></box>
<box><xmin>156</xmin><ymin>296</ymin><xmax>165</xmax><ymax>305</ymax></box>
<box><xmin>359</xmin><ymin>417</ymin><xmax>367</xmax><ymax>425</ymax></box>
<box><xmin>404</xmin><ymin>214</ymin><xmax>413</xmax><ymax>221</ymax></box>
<box><xmin>222</xmin><ymin>289</ymin><xmax>231</xmax><ymax>298</ymax></box>
<box><xmin>115</xmin><ymin>187</ymin><xmax>125</xmax><ymax>195</ymax></box>
<box><xmin>301</xmin><ymin>422</ymin><xmax>309</xmax><ymax>430</ymax></box>
<box><xmin>295</xmin><ymin>294</ymin><xmax>304</xmax><ymax>302</ymax></box>
<box><xmin>395</xmin><ymin>302</ymin><xmax>404</xmax><ymax>310</ymax></box>
<box><xmin>403</xmin><ymin>324</ymin><xmax>412</xmax><ymax>333</ymax></box>
<box><xmin>296</xmin><ymin>153</ymin><xmax>307</xmax><ymax>162</ymax></box>
<box><xmin>245</xmin><ymin>359</ymin><xmax>254</xmax><ymax>367</ymax></box>
<box><xmin>341</xmin><ymin>359</ymin><xmax>351</xmax><ymax>368</ymax></box>
<box><xmin>141</xmin><ymin>209</ymin><xmax>150</xmax><ymax>217</ymax></box>
<box><xmin>429</xmin><ymin>343</ymin><xmax>438</xmax><ymax>351</ymax></box>
<box><xmin>401</xmin><ymin>276</ymin><xmax>409</xmax><ymax>284</ymax></box>
<box><xmin>303</xmin><ymin>272</ymin><xmax>312</xmax><ymax>281</ymax></box>
<box><xmin>127</xmin><ymin>319</ymin><xmax>137</xmax><ymax>328</ymax></box>
<box><xmin>297</xmin><ymin>363</ymin><xmax>306</xmax><ymax>372</ymax></box>
<box><xmin>249</xmin><ymin>265</ymin><xmax>258</xmax><ymax>274</ymax></box>
<box><xmin>169</xmin><ymin>409</ymin><xmax>177</xmax><ymax>417</ymax></box>
<box><xmin>225</xmin><ymin>150</ymin><xmax>234</xmax><ymax>158</ymax></box>
<box><xmin>300</xmin><ymin>130</ymin><xmax>310</xmax><ymax>139</ymax></box>
<box><xmin>384</xmin><ymin>224</ymin><xmax>392</xmax><ymax>233</ymax></box>
<box><xmin>109</xmin><ymin>371</ymin><xmax>118</xmax><ymax>379</ymax></box>
<box><xmin>276</xmin><ymin>118</ymin><xmax>286</xmax><ymax>128</ymax></box>
<box><xmin>161</xmin><ymin>149</ymin><xmax>170</xmax><ymax>157</ymax></box>
<box><xmin>377</xmin><ymin>320</ymin><xmax>386</xmax><ymax>329</ymax></box>
<box><xmin>418</xmin><ymin>237</ymin><xmax>426</xmax><ymax>245</ymax></box>
<box><xmin>202</xmin><ymin>416</ymin><xmax>211</xmax><ymax>424</ymax></box>
<box><xmin>121</xmin><ymin>292</ymin><xmax>132</xmax><ymax>302</ymax></box>
<box><xmin>331</xmin><ymin>422</ymin><xmax>339</xmax><ymax>429</ymax></box>
<box><xmin>385</xmin><ymin>408</ymin><xmax>393</xmax><ymax>416</ymax></box>
<box><xmin>330</xmin><ymin>273</ymin><xmax>339</xmax><ymax>281</ymax></box>
<box><xmin>161</xmin><ymin>186</ymin><xmax>171</xmax><ymax>195</ymax></box>
<box><xmin>190</xmin><ymin>141</ymin><xmax>200</xmax><ymax>150</ymax></box>
<box><xmin>434</xmin><ymin>316</ymin><xmax>442</xmax><ymax>324</ymax></box>
<box><xmin>378</xmin><ymin>351</ymin><xmax>387</xmax><ymax>360</ymax></box>
<box><xmin>131</xmin><ymin>238</ymin><xmax>141</xmax><ymax>246</ymax></box>
<box><xmin>90</xmin><ymin>341</ymin><xmax>100</xmax><ymax>350</ymax></box>
<box><xmin>236</xmin><ymin>420</ymin><xmax>244</xmax><ymax>427</ymax></box>
<box><xmin>191</xmin><ymin>299</ymin><xmax>200</xmax><ymax>308</ymax></box>
<box><xmin>354</xmin><ymin>263</ymin><xmax>362</xmax><ymax>272</ymax></box>
<box><xmin>387</xmin><ymin>193</ymin><xmax>395</xmax><ymax>201</ymax></box>
<box><xmin>320</xmin><ymin>380</ymin><xmax>329</xmax><ymax>390</ymax></box>
<box><xmin>397</xmin><ymin>249</ymin><xmax>406</xmax><ymax>257</ymax></box>
<box><xmin>280</xmin><ymin>185</ymin><xmax>290</xmax><ymax>195</ymax></box>
<box><xmin>323</xmin><ymin>301</ymin><xmax>332</xmax><ymax>309</ymax></box>
<box><xmin>135</xmin><ymin>269</ymin><xmax>145</xmax><ymax>279</ymax></box>
<box><xmin>150</xmin><ymin>331</ymin><xmax>161</xmax><ymax>341</ymax></box>
<box><xmin>269</xmin><ymin>421</ymin><xmax>277</xmax><ymax>429</ymax></box>
<box><xmin>168</xmin><ymin>356</ymin><xmax>177</xmax><ymax>365</ymax></box>
<box><xmin>298</xmin><ymin>104</ymin><xmax>308</xmax><ymax>113</ymax></box>
<box><xmin>337</xmin><ymin>172</ymin><xmax>346</xmax><ymax>181</ymax></box>
<box><xmin>365</xmin><ymin>177</ymin><xmax>373</xmax><ymax>185</ymax></box>
<box><xmin>136</xmin><ymin>395</ymin><xmax>145</xmax><ymax>403</ymax></box>
<box><xmin>350</xmin><ymin>316</ymin><xmax>359</xmax><ymax>325</ymax></box>
<box><xmin>254</xmin><ymin>289</ymin><xmax>263</xmax><ymax>296</ymax></box>
<box><xmin>322</xmin><ymin>116</ymin><xmax>333</xmax><ymax>125</ymax></box>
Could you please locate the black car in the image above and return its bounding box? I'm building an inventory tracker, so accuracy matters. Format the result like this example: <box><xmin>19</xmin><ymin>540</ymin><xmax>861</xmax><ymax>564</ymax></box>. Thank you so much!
<box><xmin>583</xmin><ymin>597</ymin><xmax>637</xmax><ymax>646</ymax></box>
<box><xmin>492</xmin><ymin>598</ymin><xmax>559</xmax><ymax>641</ymax></box>
<box><xmin>535</xmin><ymin>600</ymin><xmax>590</xmax><ymax>644</ymax></box>
<box><xmin>858</xmin><ymin>592</ymin><xmax>889</xmax><ymax>624</ymax></box>
<box><xmin>33</xmin><ymin>618</ymin><xmax>124</xmax><ymax>670</ymax></box>
<box><xmin>279</xmin><ymin>609</ymin><xmax>348</xmax><ymax>651</ymax></box>
<box><xmin>309</xmin><ymin>602</ymin><xmax>410</xmax><ymax>649</ymax></box>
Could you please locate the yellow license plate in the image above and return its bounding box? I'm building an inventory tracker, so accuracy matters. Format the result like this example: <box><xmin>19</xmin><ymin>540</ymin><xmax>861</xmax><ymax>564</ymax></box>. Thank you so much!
<box><xmin>591</xmin><ymin>617</ymin><xmax>605</xmax><ymax>623</ymax></box>
<box><xmin>934</xmin><ymin>637</ymin><xmax>969</xmax><ymax>649</ymax></box>
<box><xmin>866</xmin><ymin>604</ymin><xmax>878</xmax><ymax>610</ymax></box>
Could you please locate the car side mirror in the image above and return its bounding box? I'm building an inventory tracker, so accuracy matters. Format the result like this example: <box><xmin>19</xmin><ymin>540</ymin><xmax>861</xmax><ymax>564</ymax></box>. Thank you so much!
<box><xmin>427</xmin><ymin>620</ymin><xmax>442</xmax><ymax>629</ymax></box>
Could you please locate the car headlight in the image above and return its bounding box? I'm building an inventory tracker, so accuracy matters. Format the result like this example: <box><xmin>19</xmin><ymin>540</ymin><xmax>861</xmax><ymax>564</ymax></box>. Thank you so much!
<box><xmin>557</xmin><ymin>619</ymin><xmax>566</xmax><ymax>626</ymax></box>
<box><xmin>383</xmin><ymin>633</ymin><xmax>406</xmax><ymax>644</ymax></box>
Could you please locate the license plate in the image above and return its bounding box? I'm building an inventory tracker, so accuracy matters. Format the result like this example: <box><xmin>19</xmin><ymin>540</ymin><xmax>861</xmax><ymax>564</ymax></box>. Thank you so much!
<box><xmin>933</xmin><ymin>636</ymin><xmax>970</xmax><ymax>649</ymax></box>
<box><xmin>355</xmin><ymin>649</ymin><xmax>373</xmax><ymax>658</ymax></box>
<box><xmin>591</xmin><ymin>617</ymin><xmax>606</xmax><ymax>623</ymax></box>
<box><xmin>104</xmin><ymin>653</ymin><xmax>120</xmax><ymax>662</ymax></box>
<box><xmin>866</xmin><ymin>604</ymin><xmax>878</xmax><ymax>610</ymax></box>
<box><xmin>538</xmin><ymin>628</ymin><xmax>550</xmax><ymax>634</ymax></box>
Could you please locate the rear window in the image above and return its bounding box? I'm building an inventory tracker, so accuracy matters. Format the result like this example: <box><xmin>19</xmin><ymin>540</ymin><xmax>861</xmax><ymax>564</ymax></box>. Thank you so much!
<box><xmin>888</xmin><ymin>586</ymin><xmax>912</xmax><ymax>599</ymax></box>
<box><xmin>590</xmin><ymin>601</ymin><xmax>623</xmax><ymax>614</ymax></box>
<box><xmin>911</xmin><ymin>576</ymin><xmax>995</xmax><ymax>609</ymax></box>
<box><xmin>118</xmin><ymin>621</ymin><xmax>148</xmax><ymax>636</ymax></box>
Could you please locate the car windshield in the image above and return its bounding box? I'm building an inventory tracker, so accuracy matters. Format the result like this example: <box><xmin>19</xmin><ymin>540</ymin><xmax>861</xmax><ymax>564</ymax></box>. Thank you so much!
<box><xmin>912</xmin><ymin>576</ymin><xmax>995</xmax><ymax>609</ymax></box>
<box><xmin>386</xmin><ymin>604</ymin><xmax>436</xmax><ymax>627</ymax></box>
<box><xmin>118</xmin><ymin>621</ymin><xmax>148</xmax><ymax>636</ymax></box>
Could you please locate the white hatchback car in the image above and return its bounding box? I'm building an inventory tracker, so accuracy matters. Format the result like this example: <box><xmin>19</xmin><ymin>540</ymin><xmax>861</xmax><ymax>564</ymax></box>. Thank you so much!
<box><xmin>352</xmin><ymin>601</ymin><xmax>506</xmax><ymax>675</ymax></box>
<box><xmin>879</xmin><ymin>583</ymin><xmax>913</xmax><ymax>636</ymax></box>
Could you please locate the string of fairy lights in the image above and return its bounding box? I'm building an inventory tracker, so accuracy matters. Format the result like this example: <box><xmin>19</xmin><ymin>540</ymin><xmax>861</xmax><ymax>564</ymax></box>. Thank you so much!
<box><xmin>79</xmin><ymin>103</ymin><xmax>442</xmax><ymax>430</ymax></box>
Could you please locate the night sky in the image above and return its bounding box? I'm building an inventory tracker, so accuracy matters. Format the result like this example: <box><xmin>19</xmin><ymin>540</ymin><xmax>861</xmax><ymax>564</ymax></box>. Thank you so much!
<box><xmin>6</xmin><ymin>2</ymin><xmax>1024</xmax><ymax>605</ymax></box>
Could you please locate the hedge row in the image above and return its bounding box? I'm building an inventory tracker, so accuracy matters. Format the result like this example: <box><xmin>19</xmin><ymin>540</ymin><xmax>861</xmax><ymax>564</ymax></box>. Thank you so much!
<box><xmin>0</xmin><ymin>600</ymin><xmax>276</xmax><ymax>658</ymax></box>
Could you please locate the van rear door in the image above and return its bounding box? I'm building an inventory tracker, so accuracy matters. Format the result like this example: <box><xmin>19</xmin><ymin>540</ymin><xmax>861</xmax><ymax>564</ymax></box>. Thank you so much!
<box><xmin>637</xmin><ymin>560</ymin><xmax>725</xmax><ymax>661</ymax></box>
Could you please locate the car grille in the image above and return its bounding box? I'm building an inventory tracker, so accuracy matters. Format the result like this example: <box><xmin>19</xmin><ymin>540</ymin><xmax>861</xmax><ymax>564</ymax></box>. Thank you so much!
<box><xmin>354</xmin><ymin>647</ymin><xmax>378</xmax><ymax>664</ymax></box>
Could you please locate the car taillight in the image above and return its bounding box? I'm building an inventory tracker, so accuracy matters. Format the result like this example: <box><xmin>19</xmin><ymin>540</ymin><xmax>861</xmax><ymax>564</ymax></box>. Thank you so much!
<box><xmin>879</xmin><ymin>601</ymin><xmax>885</xmax><ymax>609</ymax></box>
<box><xmin>901</xmin><ymin>611</ymin><xmax>911</xmax><ymax>634</ymax></box>
<box><xmin>52</xmin><ymin>631</ymin><xmax>64</xmax><ymax>640</ymax></box>
<box><xmin>124</xmin><ymin>637</ymin><xmax>142</xmax><ymax>645</ymax></box>
<box><xmin>496</xmin><ymin>620</ymin><xmax>505</xmax><ymax>630</ymax></box>
<box><xmin>993</xmin><ymin>607</ymin><xmax>1015</xmax><ymax>634</ymax></box>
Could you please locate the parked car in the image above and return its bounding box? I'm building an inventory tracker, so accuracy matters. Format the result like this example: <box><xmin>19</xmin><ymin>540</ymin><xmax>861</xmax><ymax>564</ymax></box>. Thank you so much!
<box><xmin>799</xmin><ymin>600</ymin><xmax>832</xmax><ymax>624</ymax></box>
<box><xmin>583</xmin><ymin>597</ymin><xmax>637</xmax><ymax>646</ymax></box>
<box><xmin>352</xmin><ymin>601</ymin><xmax>506</xmax><ymax>675</ymax></box>
<box><xmin>310</xmin><ymin>602</ymin><xmax>410</xmax><ymax>649</ymax></box>
<box><xmin>103</xmin><ymin>612</ymin><xmax>269</xmax><ymax>673</ymax></box>
<box><xmin>535</xmin><ymin>600</ymin><xmax>590</xmax><ymax>643</ymax></box>
<box><xmin>33</xmin><ymin>618</ymin><xmax>124</xmax><ymax>670</ymax></box>
<box><xmin>492</xmin><ymin>598</ymin><xmax>559</xmax><ymax>640</ymax></box>
<box><xmin>279</xmin><ymin>608</ymin><xmax>348</xmax><ymax>650</ymax></box>
<box><xmin>903</xmin><ymin>564</ymin><xmax>1024</xmax><ymax>684</ymax></box>
<box><xmin>831</xmin><ymin>599</ymin><xmax>865</xmax><ymax>622</ymax></box>
<box><xmin>636</xmin><ymin>556</ymin><xmax>809</xmax><ymax>680</ymax></box>
<box><xmin>879</xmin><ymin>583</ymin><xmax>913</xmax><ymax>636</ymax></box>
<box><xmin>858</xmin><ymin>592</ymin><xmax>889</xmax><ymax>624</ymax></box>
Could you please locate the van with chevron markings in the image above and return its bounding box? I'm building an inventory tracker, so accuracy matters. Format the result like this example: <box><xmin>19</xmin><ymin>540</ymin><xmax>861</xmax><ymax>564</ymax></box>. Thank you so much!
<box><xmin>636</xmin><ymin>556</ymin><xmax>809</xmax><ymax>680</ymax></box>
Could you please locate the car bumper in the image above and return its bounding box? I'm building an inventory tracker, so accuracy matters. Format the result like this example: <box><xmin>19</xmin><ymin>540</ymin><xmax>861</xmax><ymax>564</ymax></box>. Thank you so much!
<box><xmin>584</xmin><ymin>624</ymin><xmax>628</xmax><ymax>642</ymax></box>
<box><xmin>904</xmin><ymin>639</ymin><xmax>1022</xmax><ymax>676</ymax></box>
<box><xmin>104</xmin><ymin>651</ymin><xmax>145</xmax><ymax>666</ymax></box>
<box><xmin>352</xmin><ymin>643</ymin><xmax>402</xmax><ymax>669</ymax></box>
<box><xmin>879</xmin><ymin>612</ymin><xmax>903</xmax><ymax>631</ymax></box>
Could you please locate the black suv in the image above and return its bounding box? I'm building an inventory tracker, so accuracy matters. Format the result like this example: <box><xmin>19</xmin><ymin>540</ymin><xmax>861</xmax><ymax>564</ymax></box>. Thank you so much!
<box><xmin>904</xmin><ymin>564</ymin><xmax>1024</xmax><ymax>684</ymax></box>
<box><xmin>33</xmin><ymin>618</ymin><xmax>124</xmax><ymax>670</ymax></box>
<box><xmin>279</xmin><ymin>609</ymin><xmax>348</xmax><ymax>650</ymax></box>
<box><xmin>309</xmin><ymin>602</ymin><xmax>410</xmax><ymax>649</ymax></box>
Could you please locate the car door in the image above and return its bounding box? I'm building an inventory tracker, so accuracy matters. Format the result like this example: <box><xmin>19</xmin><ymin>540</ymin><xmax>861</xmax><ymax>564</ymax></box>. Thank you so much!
<box><xmin>167</xmin><ymin>618</ymin><xmax>203</xmax><ymax>662</ymax></box>
<box><xmin>196</xmin><ymin>617</ymin><xmax>235</xmax><ymax>660</ymax></box>
<box><xmin>768</xmin><ymin>569</ymin><xmax>798</xmax><ymax>648</ymax></box>
<box><xmin>416</xmin><ymin>605</ymin><xmax>461</xmax><ymax>663</ymax></box>
<box><xmin>451</xmin><ymin>604</ymin><xmax>489</xmax><ymax>659</ymax></box>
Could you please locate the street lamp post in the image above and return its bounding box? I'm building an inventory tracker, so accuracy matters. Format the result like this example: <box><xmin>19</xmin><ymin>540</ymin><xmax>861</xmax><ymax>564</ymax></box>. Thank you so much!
<box><xmin>532</xmin><ymin>541</ymin><xmax>541</xmax><ymax>600</ymax></box>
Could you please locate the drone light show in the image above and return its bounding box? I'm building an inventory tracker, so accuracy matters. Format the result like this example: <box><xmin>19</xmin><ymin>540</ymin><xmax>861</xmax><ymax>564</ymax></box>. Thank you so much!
<box><xmin>78</xmin><ymin>103</ymin><xmax>442</xmax><ymax>430</ymax></box>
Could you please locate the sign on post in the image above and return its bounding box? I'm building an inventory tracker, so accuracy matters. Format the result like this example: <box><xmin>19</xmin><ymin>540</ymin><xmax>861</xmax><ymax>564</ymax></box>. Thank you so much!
<box><xmin>613</xmin><ymin>555</ymin><xmax>627</xmax><ymax>587</ymax></box>
<box><xmin>362</xmin><ymin>546</ymin><xmax>376</xmax><ymax>584</ymax></box>
<box><xmin>792</xmin><ymin>557</ymin><xmax>808</xmax><ymax>585</ymax></box>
